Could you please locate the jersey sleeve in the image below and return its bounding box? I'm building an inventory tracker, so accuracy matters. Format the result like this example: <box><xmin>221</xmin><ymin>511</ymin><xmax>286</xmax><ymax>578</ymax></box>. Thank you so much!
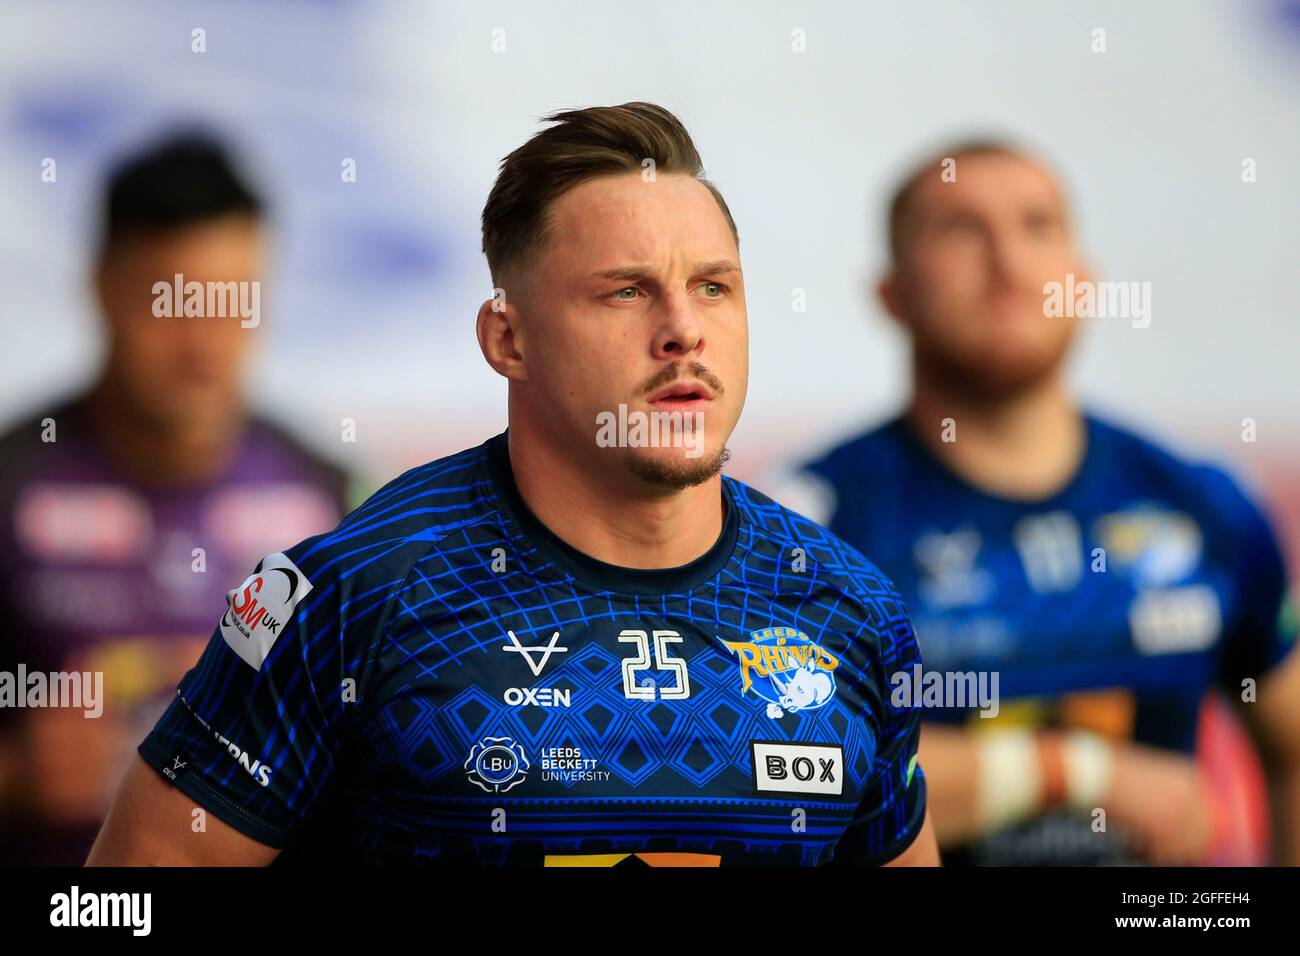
<box><xmin>1214</xmin><ymin>476</ymin><xmax>1297</xmax><ymax>692</ymax></box>
<box><xmin>137</xmin><ymin>536</ymin><xmax>387</xmax><ymax>848</ymax></box>
<box><xmin>831</xmin><ymin>593</ymin><xmax>928</xmax><ymax>865</ymax></box>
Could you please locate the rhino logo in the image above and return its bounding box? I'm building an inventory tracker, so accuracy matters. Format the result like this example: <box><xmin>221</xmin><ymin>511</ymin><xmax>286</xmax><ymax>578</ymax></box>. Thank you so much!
<box><xmin>774</xmin><ymin>657</ymin><xmax>835</xmax><ymax>712</ymax></box>
<box><xmin>718</xmin><ymin>627</ymin><xmax>839</xmax><ymax>719</ymax></box>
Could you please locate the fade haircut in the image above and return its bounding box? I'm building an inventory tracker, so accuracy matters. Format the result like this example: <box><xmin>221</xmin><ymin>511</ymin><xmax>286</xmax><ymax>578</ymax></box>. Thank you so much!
<box><xmin>481</xmin><ymin>101</ymin><xmax>738</xmax><ymax>289</ymax></box>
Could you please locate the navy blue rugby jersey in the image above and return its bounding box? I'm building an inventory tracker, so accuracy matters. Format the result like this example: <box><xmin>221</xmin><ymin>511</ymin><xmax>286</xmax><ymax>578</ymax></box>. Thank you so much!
<box><xmin>790</xmin><ymin>413</ymin><xmax>1296</xmax><ymax>865</ymax></box>
<box><xmin>140</xmin><ymin>431</ymin><xmax>927</xmax><ymax>866</ymax></box>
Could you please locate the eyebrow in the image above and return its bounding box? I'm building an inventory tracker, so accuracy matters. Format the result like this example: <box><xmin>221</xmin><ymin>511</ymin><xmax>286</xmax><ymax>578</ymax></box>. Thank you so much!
<box><xmin>590</xmin><ymin>259</ymin><xmax>740</xmax><ymax>281</ymax></box>
<box><xmin>926</xmin><ymin>192</ymin><xmax>1064</xmax><ymax>219</ymax></box>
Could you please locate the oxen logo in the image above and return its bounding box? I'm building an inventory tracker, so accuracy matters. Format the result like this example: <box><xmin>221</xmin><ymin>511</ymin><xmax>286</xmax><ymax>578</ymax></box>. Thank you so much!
<box><xmin>718</xmin><ymin>627</ymin><xmax>838</xmax><ymax>719</ymax></box>
<box><xmin>219</xmin><ymin>552</ymin><xmax>313</xmax><ymax>670</ymax></box>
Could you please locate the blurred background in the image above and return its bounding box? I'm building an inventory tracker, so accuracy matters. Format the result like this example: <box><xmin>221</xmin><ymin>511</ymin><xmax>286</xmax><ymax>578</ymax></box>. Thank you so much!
<box><xmin>0</xmin><ymin>0</ymin><xmax>1296</xmax><ymax>864</ymax></box>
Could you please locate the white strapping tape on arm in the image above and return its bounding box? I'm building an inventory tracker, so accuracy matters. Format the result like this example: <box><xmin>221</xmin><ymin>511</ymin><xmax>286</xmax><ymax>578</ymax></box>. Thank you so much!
<box><xmin>974</xmin><ymin>731</ymin><xmax>1044</xmax><ymax>833</ymax></box>
<box><xmin>1061</xmin><ymin>730</ymin><xmax>1114</xmax><ymax>812</ymax></box>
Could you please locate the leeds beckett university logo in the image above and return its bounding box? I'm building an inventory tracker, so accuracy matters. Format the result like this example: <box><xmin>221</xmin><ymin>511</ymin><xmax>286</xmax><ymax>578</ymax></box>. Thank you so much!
<box><xmin>719</xmin><ymin>627</ymin><xmax>839</xmax><ymax>719</ymax></box>
<box><xmin>220</xmin><ymin>552</ymin><xmax>313</xmax><ymax>670</ymax></box>
<box><xmin>465</xmin><ymin>736</ymin><xmax>530</xmax><ymax>793</ymax></box>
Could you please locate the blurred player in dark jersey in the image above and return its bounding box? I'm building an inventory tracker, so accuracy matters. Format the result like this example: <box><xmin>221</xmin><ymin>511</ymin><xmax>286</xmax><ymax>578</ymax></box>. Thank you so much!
<box><xmin>773</xmin><ymin>142</ymin><xmax>1300</xmax><ymax>865</ymax></box>
<box><xmin>88</xmin><ymin>103</ymin><xmax>939</xmax><ymax>866</ymax></box>
<box><xmin>0</xmin><ymin>134</ymin><xmax>349</xmax><ymax>864</ymax></box>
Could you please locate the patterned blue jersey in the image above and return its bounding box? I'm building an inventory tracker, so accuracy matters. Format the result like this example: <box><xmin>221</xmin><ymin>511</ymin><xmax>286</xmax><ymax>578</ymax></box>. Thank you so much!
<box><xmin>140</xmin><ymin>432</ymin><xmax>927</xmax><ymax>866</ymax></box>
<box><xmin>793</xmin><ymin>413</ymin><xmax>1295</xmax><ymax>865</ymax></box>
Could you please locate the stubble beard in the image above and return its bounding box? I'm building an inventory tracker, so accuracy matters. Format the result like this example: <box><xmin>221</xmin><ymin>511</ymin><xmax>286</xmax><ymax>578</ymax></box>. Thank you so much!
<box><xmin>622</xmin><ymin>445</ymin><xmax>731</xmax><ymax>490</ymax></box>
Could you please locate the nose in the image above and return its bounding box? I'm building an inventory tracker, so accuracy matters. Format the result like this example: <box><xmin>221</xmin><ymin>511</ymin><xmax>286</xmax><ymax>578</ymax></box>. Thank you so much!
<box><xmin>984</xmin><ymin>225</ymin><xmax>1033</xmax><ymax>289</ymax></box>
<box><xmin>650</xmin><ymin>288</ymin><xmax>703</xmax><ymax>360</ymax></box>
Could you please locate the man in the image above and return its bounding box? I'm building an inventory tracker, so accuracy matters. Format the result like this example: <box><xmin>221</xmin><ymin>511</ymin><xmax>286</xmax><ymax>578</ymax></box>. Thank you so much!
<box><xmin>87</xmin><ymin>102</ymin><xmax>937</xmax><ymax>866</ymax></box>
<box><xmin>776</xmin><ymin>142</ymin><xmax>1299</xmax><ymax>865</ymax></box>
<box><xmin>0</xmin><ymin>134</ymin><xmax>349</xmax><ymax>864</ymax></box>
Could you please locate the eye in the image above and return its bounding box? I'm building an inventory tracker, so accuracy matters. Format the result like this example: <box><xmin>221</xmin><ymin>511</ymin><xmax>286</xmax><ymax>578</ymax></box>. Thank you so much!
<box><xmin>697</xmin><ymin>281</ymin><xmax>727</xmax><ymax>298</ymax></box>
<box><xmin>613</xmin><ymin>286</ymin><xmax>640</xmax><ymax>300</ymax></box>
<box><xmin>943</xmin><ymin>214</ymin><xmax>981</xmax><ymax>235</ymax></box>
<box><xmin>1024</xmin><ymin>211</ymin><xmax>1059</xmax><ymax>237</ymax></box>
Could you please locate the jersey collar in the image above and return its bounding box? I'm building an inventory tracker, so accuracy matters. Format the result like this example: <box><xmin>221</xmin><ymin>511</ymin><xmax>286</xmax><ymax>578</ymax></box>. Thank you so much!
<box><xmin>484</xmin><ymin>431</ymin><xmax>739</xmax><ymax>596</ymax></box>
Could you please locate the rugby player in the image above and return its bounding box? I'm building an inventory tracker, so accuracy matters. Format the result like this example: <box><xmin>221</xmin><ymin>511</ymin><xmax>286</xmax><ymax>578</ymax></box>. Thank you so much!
<box><xmin>0</xmin><ymin>134</ymin><xmax>349</xmax><ymax>864</ymax></box>
<box><xmin>775</xmin><ymin>142</ymin><xmax>1300</xmax><ymax>865</ymax></box>
<box><xmin>88</xmin><ymin>103</ymin><xmax>939</xmax><ymax>866</ymax></box>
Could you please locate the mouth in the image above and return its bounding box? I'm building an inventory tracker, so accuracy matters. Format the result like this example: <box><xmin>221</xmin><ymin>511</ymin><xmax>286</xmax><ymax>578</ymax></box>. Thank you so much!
<box><xmin>646</xmin><ymin>382</ymin><xmax>715</xmax><ymax>411</ymax></box>
<box><xmin>987</xmin><ymin>289</ymin><xmax>1038</xmax><ymax>316</ymax></box>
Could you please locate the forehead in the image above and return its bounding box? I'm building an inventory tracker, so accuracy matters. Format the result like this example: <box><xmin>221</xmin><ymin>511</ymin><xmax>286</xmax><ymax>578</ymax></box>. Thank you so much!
<box><xmin>114</xmin><ymin>216</ymin><xmax>265</xmax><ymax>276</ymax></box>
<box><xmin>542</xmin><ymin>172</ymin><xmax>737</xmax><ymax>266</ymax></box>
<box><xmin>909</xmin><ymin>152</ymin><xmax>1066</xmax><ymax>220</ymax></box>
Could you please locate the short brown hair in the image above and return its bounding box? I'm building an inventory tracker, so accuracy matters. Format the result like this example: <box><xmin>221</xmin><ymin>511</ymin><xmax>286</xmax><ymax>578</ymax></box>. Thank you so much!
<box><xmin>481</xmin><ymin>101</ymin><xmax>738</xmax><ymax>288</ymax></box>
<box><xmin>886</xmin><ymin>139</ymin><xmax>1029</xmax><ymax>260</ymax></box>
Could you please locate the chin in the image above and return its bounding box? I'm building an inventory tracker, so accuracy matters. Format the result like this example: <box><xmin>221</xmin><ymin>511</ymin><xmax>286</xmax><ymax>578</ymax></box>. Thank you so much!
<box><xmin>926</xmin><ymin>328</ymin><xmax>1074</xmax><ymax>398</ymax></box>
<box><xmin>135</xmin><ymin>389</ymin><xmax>228</xmax><ymax>433</ymax></box>
<box><xmin>622</xmin><ymin>445</ymin><xmax>731</xmax><ymax>490</ymax></box>
<box><xmin>965</xmin><ymin>352</ymin><xmax>1063</xmax><ymax>397</ymax></box>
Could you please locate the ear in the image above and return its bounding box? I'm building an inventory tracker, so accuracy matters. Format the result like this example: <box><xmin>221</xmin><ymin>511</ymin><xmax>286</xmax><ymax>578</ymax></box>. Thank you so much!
<box><xmin>1071</xmin><ymin>254</ymin><xmax>1096</xmax><ymax>289</ymax></box>
<box><xmin>93</xmin><ymin>255</ymin><xmax>117</xmax><ymax>324</ymax></box>
<box><xmin>876</xmin><ymin>267</ymin><xmax>909</xmax><ymax>329</ymax></box>
<box><xmin>476</xmin><ymin>290</ymin><xmax>528</xmax><ymax>383</ymax></box>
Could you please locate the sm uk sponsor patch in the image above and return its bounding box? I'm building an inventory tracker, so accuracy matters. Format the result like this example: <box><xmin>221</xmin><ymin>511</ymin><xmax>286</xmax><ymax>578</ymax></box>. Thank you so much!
<box><xmin>219</xmin><ymin>551</ymin><xmax>313</xmax><ymax>670</ymax></box>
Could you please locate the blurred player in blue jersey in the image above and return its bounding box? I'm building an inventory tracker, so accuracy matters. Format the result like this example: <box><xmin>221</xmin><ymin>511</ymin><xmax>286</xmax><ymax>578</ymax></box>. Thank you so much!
<box><xmin>775</xmin><ymin>142</ymin><xmax>1300</xmax><ymax>865</ymax></box>
<box><xmin>88</xmin><ymin>103</ymin><xmax>939</xmax><ymax>866</ymax></box>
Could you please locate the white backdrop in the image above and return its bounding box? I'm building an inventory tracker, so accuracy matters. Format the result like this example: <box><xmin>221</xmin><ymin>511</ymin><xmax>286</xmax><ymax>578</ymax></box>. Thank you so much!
<box><xmin>2</xmin><ymin>1</ymin><xmax>1296</xmax><ymax>537</ymax></box>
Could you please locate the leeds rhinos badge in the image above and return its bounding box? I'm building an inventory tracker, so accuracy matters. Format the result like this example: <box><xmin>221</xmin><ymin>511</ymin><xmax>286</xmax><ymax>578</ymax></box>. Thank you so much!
<box><xmin>718</xmin><ymin>627</ymin><xmax>839</xmax><ymax>719</ymax></box>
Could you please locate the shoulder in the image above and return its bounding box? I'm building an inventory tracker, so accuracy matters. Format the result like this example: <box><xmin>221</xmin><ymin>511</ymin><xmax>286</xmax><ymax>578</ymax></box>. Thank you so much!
<box><xmin>0</xmin><ymin>392</ymin><xmax>91</xmax><ymax>458</ymax></box>
<box><xmin>761</xmin><ymin>417</ymin><xmax>909</xmax><ymax>525</ymax></box>
<box><xmin>726</xmin><ymin>477</ymin><xmax>920</xmax><ymax>681</ymax></box>
<box><xmin>275</xmin><ymin>438</ymin><xmax>502</xmax><ymax>609</ymax></box>
<box><xmin>802</xmin><ymin>417</ymin><xmax>909</xmax><ymax>482</ymax></box>
<box><xmin>243</xmin><ymin>414</ymin><xmax>351</xmax><ymax>499</ymax></box>
<box><xmin>726</xmin><ymin>476</ymin><xmax>906</xmax><ymax>606</ymax></box>
<box><xmin>213</xmin><ymin>439</ymin><xmax>510</xmax><ymax>677</ymax></box>
<box><xmin>0</xmin><ymin>393</ymin><xmax>94</xmax><ymax>501</ymax></box>
<box><xmin>1087</xmin><ymin>414</ymin><xmax>1275</xmax><ymax>543</ymax></box>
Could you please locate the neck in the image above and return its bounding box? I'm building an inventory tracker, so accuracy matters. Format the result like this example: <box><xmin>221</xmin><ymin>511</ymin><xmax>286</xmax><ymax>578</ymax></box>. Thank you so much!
<box><xmin>89</xmin><ymin>376</ymin><xmax>244</xmax><ymax>488</ymax></box>
<box><xmin>906</xmin><ymin>359</ymin><xmax>1084</xmax><ymax>500</ymax></box>
<box><xmin>506</xmin><ymin>421</ymin><xmax>725</xmax><ymax>570</ymax></box>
